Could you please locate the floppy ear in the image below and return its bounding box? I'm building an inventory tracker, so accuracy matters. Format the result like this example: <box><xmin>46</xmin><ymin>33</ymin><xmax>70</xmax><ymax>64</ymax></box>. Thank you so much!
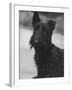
<box><xmin>48</xmin><ymin>20</ymin><xmax>56</xmax><ymax>31</ymax></box>
<box><xmin>32</xmin><ymin>12</ymin><xmax>40</xmax><ymax>26</ymax></box>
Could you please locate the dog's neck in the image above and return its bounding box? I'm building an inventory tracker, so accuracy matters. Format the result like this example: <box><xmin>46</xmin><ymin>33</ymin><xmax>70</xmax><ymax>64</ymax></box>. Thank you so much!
<box><xmin>34</xmin><ymin>43</ymin><xmax>53</xmax><ymax>56</ymax></box>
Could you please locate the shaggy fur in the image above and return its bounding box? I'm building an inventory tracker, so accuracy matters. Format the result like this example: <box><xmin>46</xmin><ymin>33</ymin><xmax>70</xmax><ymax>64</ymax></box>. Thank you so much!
<box><xmin>30</xmin><ymin>12</ymin><xmax>64</xmax><ymax>78</ymax></box>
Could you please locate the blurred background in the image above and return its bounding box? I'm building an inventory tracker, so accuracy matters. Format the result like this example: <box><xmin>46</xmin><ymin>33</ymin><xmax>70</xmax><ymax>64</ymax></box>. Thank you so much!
<box><xmin>19</xmin><ymin>11</ymin><xmax>64</xmax><ymax>79</ymax></box>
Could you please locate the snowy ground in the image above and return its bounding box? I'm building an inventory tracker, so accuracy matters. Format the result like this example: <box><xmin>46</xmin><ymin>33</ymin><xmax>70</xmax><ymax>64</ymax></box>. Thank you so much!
<box><xmin>19</xmin><ymin>27</ymin><xmax>64</xmax><ymax>79</ymax></box>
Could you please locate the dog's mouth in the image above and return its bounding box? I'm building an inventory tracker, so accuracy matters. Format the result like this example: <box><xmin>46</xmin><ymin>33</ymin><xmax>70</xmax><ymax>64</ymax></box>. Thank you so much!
<box><xmin>29</xmin><ymin>39</ymin><xmax>52</xmax><ymax>53</ymax></box>
<box><xmin>30</xmin><ymin>39</ymin><xmax>40</xmax><ymax>47</ymax></box>
<box><xmin>29</xmin><ymin>40</ymin><xmax>50</xmax><ymax>55</ymax></box>
<box><xmin>29</xmin><ymin>40</ymin><xmax>45</xmax><ymax>50</ymax></box>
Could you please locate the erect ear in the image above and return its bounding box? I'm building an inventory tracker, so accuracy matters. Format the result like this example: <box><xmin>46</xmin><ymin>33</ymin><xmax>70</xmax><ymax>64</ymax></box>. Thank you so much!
<box><xmin>32</xmin><ymin>12</ymin><xmax>40</xmax><ymax>26</ymax></box>
<box><xmin>48</xmin><ymin>20</ymin><xmax>56</xmax><ymax>31</ymax></box>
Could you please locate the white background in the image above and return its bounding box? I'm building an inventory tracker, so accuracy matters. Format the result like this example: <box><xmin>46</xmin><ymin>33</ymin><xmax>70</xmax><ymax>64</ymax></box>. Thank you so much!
<box><xmin>0</xmin><ymin>0</ymin><xmax>72</xmax><ymax>89</ymax></box>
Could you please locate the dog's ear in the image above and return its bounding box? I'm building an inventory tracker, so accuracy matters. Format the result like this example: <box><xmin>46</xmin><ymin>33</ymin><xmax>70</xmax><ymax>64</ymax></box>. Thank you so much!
<box><xmin>48</xmin><ymin>20</ymin><xmax>56</xmax><ymax>31</ymax></box>
<box><xmin>32</xmin><ymin>12</ymin><xmax>40</xmax><ymax>26</ymax></box>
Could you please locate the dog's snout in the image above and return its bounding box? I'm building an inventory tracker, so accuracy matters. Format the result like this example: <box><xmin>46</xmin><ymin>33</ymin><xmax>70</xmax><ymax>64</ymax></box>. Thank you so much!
<box><xmin>34</xmin><ymin>39</ymin><xmax>39</xmax><ymax>43</ymax></box>
<box><xmin>33</xmin><ymin>31</ymin><xmax>41</xmax><ymax>44</ymax></box>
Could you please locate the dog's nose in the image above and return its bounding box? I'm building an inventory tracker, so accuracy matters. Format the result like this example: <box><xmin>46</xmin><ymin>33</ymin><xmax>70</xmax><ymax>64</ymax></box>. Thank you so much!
<box><xmin>34</xmin><ymin>40</ymin><xmax>39</xmax><ymax>43</ymax></box>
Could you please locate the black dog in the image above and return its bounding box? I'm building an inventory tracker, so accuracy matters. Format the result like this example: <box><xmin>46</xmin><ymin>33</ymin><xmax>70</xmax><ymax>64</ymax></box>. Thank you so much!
<box><xmin>30</xmin><ymin>12</ymin><xmax>64</xmax><ymax>78</ymax></box>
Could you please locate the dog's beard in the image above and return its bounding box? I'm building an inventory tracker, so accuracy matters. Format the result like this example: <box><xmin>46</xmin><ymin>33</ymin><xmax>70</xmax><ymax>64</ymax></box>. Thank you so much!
<box><xmin>29</xmin><ymin>41</ymin><xmax>42</xmax><ymax>49</ymax></box>
<box><xmin>29</xmin><ymin>39</ymin><xmax>53</xmax><ymax>56</ymax></box>
<box><xmin>29</xmin><ymin>40</ymin><xmax>50</xmax><ymax>53</ymax></box>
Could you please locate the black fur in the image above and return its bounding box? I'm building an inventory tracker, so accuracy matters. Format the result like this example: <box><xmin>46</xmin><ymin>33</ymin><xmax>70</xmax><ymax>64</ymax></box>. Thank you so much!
<box><xmin>30</xmin><ymin>12</ymin><xmax>64</xmax><ymax>78</ymax></box>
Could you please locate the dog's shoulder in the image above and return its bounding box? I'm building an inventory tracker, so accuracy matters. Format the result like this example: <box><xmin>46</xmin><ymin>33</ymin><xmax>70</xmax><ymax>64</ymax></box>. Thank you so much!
<box><xmin>51</xmin><ymin>44</ymin><xmax>64</xmax><ymax>54</ymax></box>
<box><xmin>50</xmin><ymin>44</ymin><xmax>64</xmax><ymax>60</ymax></box>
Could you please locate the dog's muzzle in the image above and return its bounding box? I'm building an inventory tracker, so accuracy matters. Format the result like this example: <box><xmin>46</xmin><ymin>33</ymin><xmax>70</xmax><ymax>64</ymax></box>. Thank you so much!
<box><xmin>30</xmin><ymin>39</ymin><xmax>41</xmax><ymax>49</ymax></box>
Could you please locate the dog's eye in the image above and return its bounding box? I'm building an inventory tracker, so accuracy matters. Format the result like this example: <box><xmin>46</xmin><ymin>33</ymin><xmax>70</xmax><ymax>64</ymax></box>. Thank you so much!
<box><xmin>34</xmin><ymin>25</ymin><xmax>40</xmax><ymax>30</ymax></box>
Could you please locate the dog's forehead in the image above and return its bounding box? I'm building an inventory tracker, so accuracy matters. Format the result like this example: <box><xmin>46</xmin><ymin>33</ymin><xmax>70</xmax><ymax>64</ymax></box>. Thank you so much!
<box><xmin>34</xmin><ymin>22</ymin><xmax>48</xmax><ymax>28</ymax></box>
<box><xmin>41</xmin><ymin>23</ymin><xmax>48</xmax><ymax>27</ymax></box>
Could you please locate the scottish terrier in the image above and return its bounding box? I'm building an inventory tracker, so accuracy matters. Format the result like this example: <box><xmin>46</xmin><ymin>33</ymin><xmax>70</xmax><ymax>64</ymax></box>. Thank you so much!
<box><xmin>30</xmin><ymin>12</ymin><xmax>64</xmax><ymax>78</ymax></box>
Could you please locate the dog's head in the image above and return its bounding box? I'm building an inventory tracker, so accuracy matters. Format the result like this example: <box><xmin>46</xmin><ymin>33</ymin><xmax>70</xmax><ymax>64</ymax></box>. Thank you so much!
<box><xmin>30</xmin><ymin>12</ymin><xmax>56</xmax><ymax>49</ymax></box>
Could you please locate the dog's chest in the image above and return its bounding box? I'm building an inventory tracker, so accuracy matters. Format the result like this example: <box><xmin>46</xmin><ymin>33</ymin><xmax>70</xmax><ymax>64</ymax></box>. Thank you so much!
<box><xmin>35</xmin><ymin>49</ymin><xmax>60</xmax><ymax>64</ymax></box>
